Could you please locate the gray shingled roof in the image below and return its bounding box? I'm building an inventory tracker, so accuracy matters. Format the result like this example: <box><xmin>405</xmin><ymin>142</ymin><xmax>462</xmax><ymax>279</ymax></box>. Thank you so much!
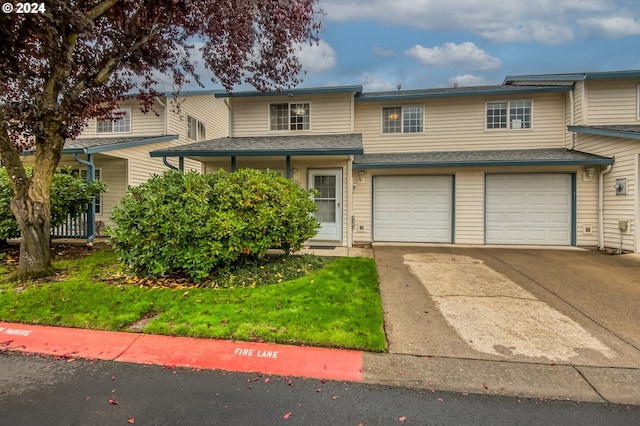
<box><xmin>353</xmin><ymin>148</ymin><xmax>613</xmax><ymax>169</ymax></box>
<box><xmin>569</xmin><ymin>125</ymin><xmax>640</xmax><ymax>139</ymax></box>
<box><xmin>150</xmin><ymin>134</ymin><xmax>364</xmax><ymax>157</ymax></box>
<box><xmin>64</xmin><ymin>135</ymin><xmax>178</xmax><ymax>154</ymax></box>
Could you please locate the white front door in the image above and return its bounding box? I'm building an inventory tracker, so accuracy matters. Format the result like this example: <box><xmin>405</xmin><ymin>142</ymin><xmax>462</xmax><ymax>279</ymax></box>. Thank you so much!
<box><xmin>309</xmin><ymin>169</ymin><xmax>343</xmax><ymax>242</ymax></box>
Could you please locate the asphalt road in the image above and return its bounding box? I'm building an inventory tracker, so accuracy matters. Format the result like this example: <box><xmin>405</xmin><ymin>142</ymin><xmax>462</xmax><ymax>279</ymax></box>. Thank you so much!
<box><xmin>1</xmin><ymin>352</ymin><xmax>638</xmax><ymax>426</ymax></box>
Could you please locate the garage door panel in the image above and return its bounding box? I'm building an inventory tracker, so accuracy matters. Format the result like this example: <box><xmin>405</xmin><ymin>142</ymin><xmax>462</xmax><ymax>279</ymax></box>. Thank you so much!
<box><xmin>486</xmin><ymin>174</ymin><xmax>572</xmax><ymax>245</ymax></box>
<box><xmin>374</xmin><ymin>176</ymin><xmax>453</xmax><ymax>243</ymax></box>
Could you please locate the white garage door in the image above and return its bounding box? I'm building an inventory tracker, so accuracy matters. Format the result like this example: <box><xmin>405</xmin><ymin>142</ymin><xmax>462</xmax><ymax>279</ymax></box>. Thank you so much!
<box><xmin>485</xmin><ymin>174</ymin><xmax>572</xmax><ymax>245</ymax></box>
<box><xmin>373</xmin><ymin>176</ymin><xmax>453</xmax><ymax>242</ymax></box>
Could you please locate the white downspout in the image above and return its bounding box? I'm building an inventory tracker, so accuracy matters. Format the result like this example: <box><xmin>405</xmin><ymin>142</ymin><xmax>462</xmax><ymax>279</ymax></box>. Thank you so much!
<box><xmin>599</xmin><ymin>163</ymin><xmax>613</xmax><ymax>250</ymax></box>
<box><xmin>569</xmin><ymin>89</ymin><xmax>576</xmax><ymax>150</ymax></box>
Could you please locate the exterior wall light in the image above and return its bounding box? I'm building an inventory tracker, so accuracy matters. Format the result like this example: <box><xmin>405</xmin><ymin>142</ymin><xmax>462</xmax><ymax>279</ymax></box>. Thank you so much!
<box><xmin>358</xmin><ymin>171</ymin><xmax>366</xmax><ymax>183</ymax></box>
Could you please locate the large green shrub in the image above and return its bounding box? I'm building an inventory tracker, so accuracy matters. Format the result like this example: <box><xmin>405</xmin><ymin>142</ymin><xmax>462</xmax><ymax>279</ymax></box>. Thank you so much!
<box><xmin>108</xmin><ymin>169</ymin><xmax>320</xmax><ymax>280</ymax></box>
<box><xmin>0</xmin><ymin>167</ymin><xmax>107</xmax><ymax>240</ymax></box>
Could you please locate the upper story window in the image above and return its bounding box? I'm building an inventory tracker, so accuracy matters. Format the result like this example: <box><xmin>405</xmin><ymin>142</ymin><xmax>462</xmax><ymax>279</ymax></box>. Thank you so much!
<box><xmin>96</xmin><ymin>107</ymin><xmax>131</xmax><ymax>133</ymax></box>
<box><xmin>270</xmin><ymin>103</ymin><xmax>310</xmax><ymax>131</ymax></box>
<box><xmin>486</xmin><ymin>100</ymin><xmax>531</xmax><ymax>129</ymax></box>
<box><xmin>187</xmin><ymin>115</ymin><xmax>207</xmax><ymax>141</ymax></box>
<box><xmin>382</xmin><ymin>106</ymin><xmax>424</xmax><ymax>134</ymax></box>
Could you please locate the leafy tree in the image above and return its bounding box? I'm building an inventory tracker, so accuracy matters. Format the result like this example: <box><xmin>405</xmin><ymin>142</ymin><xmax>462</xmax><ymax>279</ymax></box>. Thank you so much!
<box><xmin>0</xmin><ymin>0</ymin><xmax>321</xmax><ymax>278</ymax></box>
<box><xmin>109</xmin><ymin>169</ymin><xmax>319</xmax><ymax>281</ymax></box>
<box><xmin>0</xmin><ymin>167</ymin><xmax>107</xmax><ymax>241</ymax></box>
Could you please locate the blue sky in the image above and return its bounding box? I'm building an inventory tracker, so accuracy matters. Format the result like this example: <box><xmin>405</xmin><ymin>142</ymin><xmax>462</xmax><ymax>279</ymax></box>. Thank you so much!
<box><xmin>192</xmin><ymin>0</ymin><xmax>640</xmax><ymax>92</ymax></box>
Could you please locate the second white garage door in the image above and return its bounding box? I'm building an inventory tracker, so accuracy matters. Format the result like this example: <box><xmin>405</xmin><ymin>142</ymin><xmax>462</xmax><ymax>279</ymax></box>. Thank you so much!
<box><xmin>373</xmin><ymin>176</ymin><xmax>453</xmax><ymax>242</ymax></box>
<box><xmin>485</xmin><ymin>174</ymin><xmax>572</xmax><ymax>245</ymax></box>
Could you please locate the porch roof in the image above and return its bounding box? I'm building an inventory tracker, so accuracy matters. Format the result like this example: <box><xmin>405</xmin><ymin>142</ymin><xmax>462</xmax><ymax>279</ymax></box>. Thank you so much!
<box><xmin>568</xmin><ymin>125</ymin><xmax>640</xmax><ymax>140</ymax></box>
<box><xmin>149</xmin><ymin>134</ymin><xmax>364</xmax><ymax>157</ymax></box>
<box><xmin>63</xmin><ymin>135</ymin><xmax>179</xmax><ymax>154</ymax></box>
<box><xmin>353</xmin><ymin>148</ymin><xmax>614</xmax><ymax>169</ymax></box>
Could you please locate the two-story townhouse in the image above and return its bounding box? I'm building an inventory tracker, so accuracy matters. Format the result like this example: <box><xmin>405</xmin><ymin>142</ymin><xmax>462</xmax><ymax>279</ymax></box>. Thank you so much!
<box><xmin>152</xmin><ymin>71</ymin><xmax>640</xmax><ymax>254</ymax></box>
<box><xmin>351</xmin><ymin>84</ymin><xmax>613</xmax><ymax>249</ymax></box>
<box><xmin>504</xmin><ymin>70</ymin><xmax>640</xmax><ymax>253</ymax></box>
<box><xmin>20</xmin><ymin>90</ymin><xmax>228</xmax><ymax>240</ymax></box>
<box><xmin>151</xmin><ymin>86</ymin><xmax>365</xmax><ymax>246</ymax></box>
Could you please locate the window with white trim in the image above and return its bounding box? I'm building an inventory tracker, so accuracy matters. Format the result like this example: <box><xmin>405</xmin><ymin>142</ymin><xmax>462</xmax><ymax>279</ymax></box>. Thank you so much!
<box><xmin>486</xmin><ymin>100</ymin><xmax>531</xmax><ymax>129</ymax></box>
<box><xmin>382</xmin><ymin>106</ymin><xmax>424</xmax><ymax>133</ymax></box>
<box><xmin>187</xmin><ymin>115</ymin><xmax>207</xmax><ymax>141</ymax></box>
<box><xmin>96</xmin><ymin>107</ymin><xmax>131</xmax><ymax>133</ymax></box>
<box><xmin>269</xmin><ymin>103</ymin><xmax>310</xmax><ymax>131</ymax></box>
<box><xmin>73</xmin><ymin>168</ymin><xmax>102</xmax><ymax>214</ymax></box>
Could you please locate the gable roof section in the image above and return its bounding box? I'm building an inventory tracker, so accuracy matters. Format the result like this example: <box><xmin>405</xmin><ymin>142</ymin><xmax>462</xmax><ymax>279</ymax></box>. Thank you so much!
<box><xmin>568</xmin><ymin>125</ymin><xmax>640</xmax><ymax>140</ymax></box>
<box><xmin>150</xmin><ymin>134</ymin><xmax>364</xmax><ymax>157</ymax></box>
<box><xmin>63</xmin><ymin>135</ymin><xmax>179</xmax><ymax>154</ymax></box>
<box><xmin>353</xmin><ymin>148</ymin><xmax>613</xmax><ymax>169</ymax></box>
<box><xmin>216</xmin><ymin>85</ymin><xmax>363</xmax><ymax>98</ymax></box>
<box><xmin>355</xmin><ymin>84</ymin><xmax>572</xmax><ymax>102</ymax></box>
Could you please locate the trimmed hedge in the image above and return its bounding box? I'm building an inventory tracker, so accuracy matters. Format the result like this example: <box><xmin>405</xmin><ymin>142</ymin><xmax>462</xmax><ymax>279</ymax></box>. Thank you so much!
<box><xmin>108</xmin><ymin>169</ymin><xmax>320</xmax><ymax>280</ymax></box>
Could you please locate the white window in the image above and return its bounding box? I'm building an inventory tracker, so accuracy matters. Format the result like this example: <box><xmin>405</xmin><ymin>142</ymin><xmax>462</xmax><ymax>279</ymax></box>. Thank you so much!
<box><xmin>96</xmin><ymin>107</ymin><xmax>130</xmax><ymax>133</ymax></box>
<box><xmin>187</xmin><ymin>115</ymin><xmax>207</xmax><ymax>141</ymax></box>
<box><xmin>269</xmin><ymin>103</ymin><xmax>310</xmax><ymax>131</ymax></box>
<box><xmin>486</xmin><ymin>100</ymin><xmax>531</xmax><ymax>129</ymax></box>
<box><xmin>74</xmin><ymin>168</ymin><xmax>102</xmax><ymax>214</ymax></box>
<box><xmin>382</xmin><ymin>106</ymin><xmax>423</xmax><ymax>134</ymax></box>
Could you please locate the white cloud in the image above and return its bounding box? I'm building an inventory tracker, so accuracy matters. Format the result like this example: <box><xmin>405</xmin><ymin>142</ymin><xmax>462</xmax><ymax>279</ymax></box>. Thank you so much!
<box><xmin>448</xmin><ymin>74</ymin><xmax>494</xmax><ymax>87</ymax></box>
<box><xmin>319</xmin><ymin>0</ymin><xmax>618</xmax><ymax>44</ymax></box>
<box><xmin>297</xmin><ymin>40</ymin><xmax>337</xmax><ymax>75</ymax></box>
<box><xmin>405</xmin><ymin>42</ymin><xmax>501</xmax><ymax>71</ymax></box>
<box><xmin>578</xmin><ymin>15</ymin><xmax>640</xmax><ymax>38</ymax></box>
<box><xmin>373</xmin><ymin>46</ymin><xmax>394</xmax><ymax>57</ymax></box>
<box><xmin>360</xmin><ymin>72</ymin><xmax>399</xmax><ymax>91</ymax></box>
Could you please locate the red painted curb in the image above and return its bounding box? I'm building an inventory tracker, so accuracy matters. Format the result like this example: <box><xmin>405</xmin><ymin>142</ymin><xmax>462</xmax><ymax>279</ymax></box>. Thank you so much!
<box><xmin>0</xmin><ymin>322</ymin><xmax>363</xmax><ymax>382</ymax></box>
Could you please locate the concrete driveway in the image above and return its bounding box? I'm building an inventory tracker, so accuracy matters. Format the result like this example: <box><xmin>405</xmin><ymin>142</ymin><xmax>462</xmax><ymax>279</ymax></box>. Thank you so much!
<box><xmin>373</xmin><ymin>245</ymin><xmax>640</xmax><ymax>368</ymax></box>
<box><xmin>366</xmin><ymin>245</ymin><xmax>640</xmax><ymax>403</ymax></box>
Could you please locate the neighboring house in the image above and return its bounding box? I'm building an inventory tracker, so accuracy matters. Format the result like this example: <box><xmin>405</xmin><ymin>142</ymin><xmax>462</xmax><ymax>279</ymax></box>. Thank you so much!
<box><xmin>20</xmin><ymin>90</ymin><xmax>228</xmax><ymax>240</ymax></box>
<box><xmin>151</xmin><ymin>70</ymin><xmax>640</xmax><ymax>254</ymax></box>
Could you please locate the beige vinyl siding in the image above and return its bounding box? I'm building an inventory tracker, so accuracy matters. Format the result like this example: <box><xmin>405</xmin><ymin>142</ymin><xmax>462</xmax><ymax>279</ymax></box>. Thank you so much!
<box><xmin>355</xmin><ymin>92</ymin><xmax>565</xmax><ymax>153</ymax></box>
<box><xmin>165</xmin><ymin>93</ymin><xmax>228</xmax><ymax>172</ymax></box>
<box><xmin>585</xmin><ymin>79</ymin><xmax>640</xmax><ymax>124</ymax></box>
<box><xmin>229</xmin><ymin>93</ymin><xmax>354</xmax><ymax>136</ymax></box>
<box><xmin>575</xmin><ymin>133</ymin><xmax>638</xmax><ymax>252</ymax></box>
<box><xmin>575</xmin><ymin>166</ymin><xmax>599</xmax><ymax>247</ymax></box>
<box><xmin>92</xmin><ymin>156</ymin><xmax>127</xmax><ymax>229</ymax></box>
<box><xmin>574</xmin><ymin>81</ymin><xmax>585</xmax><ymax>125</ymax></box>
<box><xmin>352</xmin><ymin>170</ymin><xmax>373</xmax><ymax>244</ymax></box>
<box><xmin>82</xmin><ymin>100</ymin><xmax>166</xmax><ymax>137</ymax></box>
<box><xmin>455</xmin><ymin>170</ymin><xmax>485</xmax><ymax>244</ymax></box>
<box><xmin>103</xmin><ymin>141</ymin><xmax>183</xmax><ymax>187</ymax></box>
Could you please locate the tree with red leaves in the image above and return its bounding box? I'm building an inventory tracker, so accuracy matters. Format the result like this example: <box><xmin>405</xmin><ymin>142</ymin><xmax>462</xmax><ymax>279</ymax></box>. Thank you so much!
<box><xmin>0</xmin><ymin>0</ymin><xmax>321</xmax><ymax>278</ymax></box>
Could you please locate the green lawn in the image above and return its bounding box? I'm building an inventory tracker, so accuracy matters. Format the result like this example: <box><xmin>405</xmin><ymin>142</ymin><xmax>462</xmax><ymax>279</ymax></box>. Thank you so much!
<box><xmin>0</xmin><ymin>248</ymin><xmax>387</xmax><ymax>352</ymax></box>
